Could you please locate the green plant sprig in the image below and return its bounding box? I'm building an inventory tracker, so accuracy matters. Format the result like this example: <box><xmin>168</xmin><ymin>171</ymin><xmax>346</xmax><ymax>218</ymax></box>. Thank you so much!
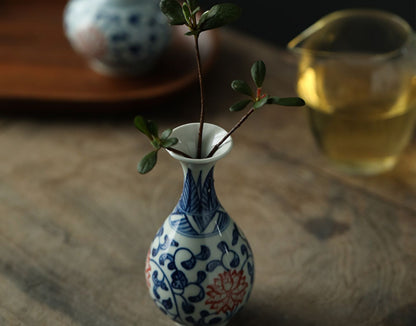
<box><xmin>206</xmin><ymin>60</ymin><xmax>305</xmax><ymax>158</ymax></box>
<box><xmin>134</xmin><ymin>116</ymin><xmax>191</xmax><ymax>174</ymax></box>
<box><xmin>160</xmin><ymin>0</ymin><xmax>241</xmax><ymax>159</ymax></box>
<box><xmin>160</xmin><ymin>0</ymin><xmax>241</xmax><ymax>37</ymax></box>
<box><xmin>135</xmin><ymin>60</ymin><xmax>305</xmax><ymax>172</ymax></box>
<box><xmin>135</xmin><ymin>2</ymin><xmax>305</xmax><ymax>174</ymax></box>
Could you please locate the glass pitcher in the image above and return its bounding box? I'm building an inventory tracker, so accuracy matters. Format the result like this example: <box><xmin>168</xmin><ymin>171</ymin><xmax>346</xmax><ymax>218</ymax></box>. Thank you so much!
<box><xmin>288</xmin><ymin>9</ymin><xmax>416</xmax><ymax>175</ymax></box>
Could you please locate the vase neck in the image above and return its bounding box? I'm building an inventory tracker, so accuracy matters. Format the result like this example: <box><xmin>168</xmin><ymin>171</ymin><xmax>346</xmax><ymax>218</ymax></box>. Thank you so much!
<box><xmin>178</xmin><ymin>161</ymin><xmax>216</xmax><ymax>183</ymax></box>
<box><xmin>178</xmin><ymin>162</ymin><xmax>219</xmax><ymax>212</ymax></box>
<box><xmin>175</xmin><ymin>163</ymin><xmax>222</xmax><ymax>230</ymax></box>
<box><xmin>169</xmin><ymin>156</ymin><xmax>231</xmax><ymax>238</ymax></box>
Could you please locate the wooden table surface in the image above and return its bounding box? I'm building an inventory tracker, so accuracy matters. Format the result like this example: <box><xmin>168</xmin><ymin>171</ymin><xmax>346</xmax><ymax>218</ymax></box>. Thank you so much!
<box><xmin>1</xmin><ymin>7</ymin><xmax>416</xmax><ymax>326</ymax></box>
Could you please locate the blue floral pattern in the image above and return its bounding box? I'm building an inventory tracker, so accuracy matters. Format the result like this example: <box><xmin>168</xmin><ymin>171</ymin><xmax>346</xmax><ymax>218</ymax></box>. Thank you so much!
<box><xmin>146</xmin><ymin>167</ymin><xmax>254</xmax><ymax>326</ymax></box>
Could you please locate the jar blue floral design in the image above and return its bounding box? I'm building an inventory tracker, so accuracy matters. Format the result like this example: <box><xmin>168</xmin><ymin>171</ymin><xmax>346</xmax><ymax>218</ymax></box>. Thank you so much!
<box><xmin>64</xmin><ymin>0</ymin><xmax>171</xmax><ymax>76</ymax></box>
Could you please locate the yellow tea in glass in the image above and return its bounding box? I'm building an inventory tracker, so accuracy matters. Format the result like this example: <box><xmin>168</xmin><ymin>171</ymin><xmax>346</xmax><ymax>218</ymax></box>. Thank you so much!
<box><xmin>289</xmin><ymin>9</ymin><xmax>416</xmax><ymax>175</ymax></box>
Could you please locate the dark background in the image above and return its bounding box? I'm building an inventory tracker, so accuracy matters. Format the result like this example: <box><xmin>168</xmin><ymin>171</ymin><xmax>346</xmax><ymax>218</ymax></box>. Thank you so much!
<box><xmin>205</xmin><ymin>1</ymin><xmax>416</xmax><ymax>47</ymax></box>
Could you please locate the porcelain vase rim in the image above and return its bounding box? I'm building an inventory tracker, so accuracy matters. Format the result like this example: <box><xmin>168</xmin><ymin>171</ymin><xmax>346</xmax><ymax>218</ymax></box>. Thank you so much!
<box><xmin>166</xmin><ymin>122</ymin><xmax>233</xmax><ymax>165</ymax></box>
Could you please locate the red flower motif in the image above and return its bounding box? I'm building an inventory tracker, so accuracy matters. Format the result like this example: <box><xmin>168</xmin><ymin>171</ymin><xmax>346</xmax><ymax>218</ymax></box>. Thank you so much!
<box><xmin>145</xmin><ymin>249</ymin><xmax>152</xmax><ymax>289</ymax></box>
<box><xmin>205</xmin><ymin>270</ymin><xmax>248</xmax><ymax>314</ymax></box>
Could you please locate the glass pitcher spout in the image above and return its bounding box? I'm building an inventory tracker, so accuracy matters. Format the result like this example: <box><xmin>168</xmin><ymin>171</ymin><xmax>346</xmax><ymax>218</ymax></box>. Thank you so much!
<box><xmin>287</xmin><ymin>9</ymin><xmax>413</xmax><ymax>58</ymax></box>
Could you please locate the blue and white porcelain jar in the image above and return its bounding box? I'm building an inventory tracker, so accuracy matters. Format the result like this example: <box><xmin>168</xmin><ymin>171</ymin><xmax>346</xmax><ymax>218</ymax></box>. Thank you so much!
<box><xmin>145</xmin><ymin>123</ymin><xmax>255</xmax><ymax>326</ymax></box>
<box><xmin>63</xmin><ymin>0</ymin><xmax>171</xmax><ymax>76</ymax></box>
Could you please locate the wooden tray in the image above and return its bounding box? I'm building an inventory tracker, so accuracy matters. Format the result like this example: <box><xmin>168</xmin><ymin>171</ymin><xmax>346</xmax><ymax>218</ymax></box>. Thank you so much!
<box><xmin>0</xmin><ymin>0</ymin><xmax>219</xmax><ymax>105</ymax></box>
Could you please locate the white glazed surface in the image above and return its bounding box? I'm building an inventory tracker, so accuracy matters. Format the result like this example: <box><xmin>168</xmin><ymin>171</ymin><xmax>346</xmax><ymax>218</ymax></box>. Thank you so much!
<box><xmin>145</xmin><ymin>124</ymin><xmax>254</xmax><ymax>326</ymax></box>
<box><xmin>168</xmin><ymin>123</ymin><xmax>233</xmax><ymax>161</ymax></box>
<box><xmin>63</xmin><ymin>0</ymin><xmax>171</xmax><ymax>75</ymax></box>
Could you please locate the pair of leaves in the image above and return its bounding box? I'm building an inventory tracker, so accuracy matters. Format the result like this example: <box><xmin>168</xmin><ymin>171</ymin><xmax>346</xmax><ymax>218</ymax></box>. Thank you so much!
<box><xmin>231</xmin><ymin>61</ymin><xmax>266</xmax><ymax>94</ymax></box>
<box><xmin>231</xmin><ymin>60</ymin><xmax>266</xmax><ymax>96</ymax></box>
<box><xmin>134</xmin><ymin>116</ymin><xmax>178</xmax><ymax>174</ymax></box>
<box><xmin>134</xmin><ymin>116</ymin><xmax>177</xmax><ymax>147</ymax></box>
<box><xmin>160</xmin><ymin>0</ymin><xmax>197</xmax><ymax>25</ymax></box>
<box><xmin>160</xmin><ymin>0</ymin><xmax>241</xmax><ymax>35</ymax></box>
<box><xmin>229</xmin><ymin>60</ymin><xmax>266</xmax><ymax>111</ymax></box>
<box><xmin>230</xmin><ymin>60</ymin><xmax>305</xmax><ymax>111</ymax></box>
<box><xmin>134</xmin><ymin>115</ymin><xmax>157</xmax><ymax>139</ymax></box>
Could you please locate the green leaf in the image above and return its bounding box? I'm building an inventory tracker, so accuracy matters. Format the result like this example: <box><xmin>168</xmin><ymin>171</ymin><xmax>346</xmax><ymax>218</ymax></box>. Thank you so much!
<box><xmin>161</xmin><ymin>128</ymin><xmax>173</xmax><ymax>140</ymax></box>
<box><xmin>231</xmin><ymin>80</ymin><xmax>253</xmax><ymax>97</ymax></box>
<box><xmin>197</xmin><ymin>10</ymin><xmax>210</xmax><ymax>29</ymax></box>
<box><xmin>267</xmin><ymin>96</ymin><xmax>305</xmax><ymax>106</ymax></box>
<box><xmin>253</xmin><ymin>96</ymin><xmax>269</xmax><ymax>109</ymax></box>
<box><xmin>161</xmin><ymin>137</ymin><xmax>179</xmax><ymax>148</ymax></box>
<box><xmin>138</xmin><ymin>151</ymin><xmax>158</xmax><ymax>174</ymax></box>
<box><xmin>198</xmin><ymin>3</ymin><xmax>241</xmax><ymax>31</ymax></box>
<box><xmin>160</xmin><ymin>0</ymin><xmax>187</xmax><ymax>25</ymax></box>
<box><xmin>182</xmin><ymin>2</ymin><xmax>192</xmax><ymax>24</ymax></box>
<box><xmin>229</xmin><ymin>99</ymin><xmax>252</xmax><ymax>112</ymax></box>
<box><xmin>134</xmin><ymin>115</ymin><xmax>151</xmax><ymax>138</ymax></box>
<box><xmin>191</xmin><ymin>6</ymin><xmax>201</xmax><ymax>15</ymax></box>
<box><xmin>147</xmin><ymin>120</ymin><xmax>159</xmax><ymax>137</ymax></box>
<box><xmin>251</xmin><ymin>60</ymin><xmax>266</xmax><ymax>88</ymax></box>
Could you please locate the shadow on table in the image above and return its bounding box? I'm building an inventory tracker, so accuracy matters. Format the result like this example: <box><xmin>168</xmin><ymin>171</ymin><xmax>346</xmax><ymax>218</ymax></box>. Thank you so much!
<box><xmin>228</xmin><ymin>300</ymin><xmax>315</xmax><ymax>326</ymax></box>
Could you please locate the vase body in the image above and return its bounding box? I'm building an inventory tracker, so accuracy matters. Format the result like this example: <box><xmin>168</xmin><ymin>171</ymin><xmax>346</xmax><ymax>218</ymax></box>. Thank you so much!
<box><xmin>145</xmin><ymin>123</ymin><xmax>255</xmax><ymax>326</ymax></box>
<box><xmin>63</xmin><ymin>0</ymin><xmax>171</xmax><ymax>76</ymax></box>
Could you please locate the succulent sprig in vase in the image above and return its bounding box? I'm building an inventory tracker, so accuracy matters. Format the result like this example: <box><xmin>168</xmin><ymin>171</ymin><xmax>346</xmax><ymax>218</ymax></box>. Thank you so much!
<box><xmin>140</xmin><ymin>1</ymin><xmax>304</xmax><ymax>325</ymax></box>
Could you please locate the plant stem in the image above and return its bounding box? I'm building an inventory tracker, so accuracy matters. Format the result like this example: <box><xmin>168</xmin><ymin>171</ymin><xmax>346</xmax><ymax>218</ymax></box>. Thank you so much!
<box><xmin>194</xmin><ymin>33</ymin><xmax>205</xmax><ymax>159</ymax></box>
<box><xmin>207</xmin><ymin>107</ymin><xmax>256</xmax><ymax>158</ymax></box>
<box><xmin>166</xmin><ymin>147</ymin><xmax>192</xmax><ymax>158</ymax></box>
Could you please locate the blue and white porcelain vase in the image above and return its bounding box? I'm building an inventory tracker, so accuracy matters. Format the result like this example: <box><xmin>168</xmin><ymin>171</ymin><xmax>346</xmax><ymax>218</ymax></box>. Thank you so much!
<box><xmin>145</xmin><ymin>123</ymin><xmax>255</xmax><ymax>326</ymax></box>
<box><xmin>63</xmin><ymin>0</ymin><xmax>171</xmax><ymax>76</ymax></box>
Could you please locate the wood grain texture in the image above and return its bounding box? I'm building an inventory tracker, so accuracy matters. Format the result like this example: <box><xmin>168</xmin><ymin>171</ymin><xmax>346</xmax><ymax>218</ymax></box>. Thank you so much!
<box><xmin>1</xmin><ymin>10</ymin><xmax>416</xmax><ymax>326</ymax></box>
